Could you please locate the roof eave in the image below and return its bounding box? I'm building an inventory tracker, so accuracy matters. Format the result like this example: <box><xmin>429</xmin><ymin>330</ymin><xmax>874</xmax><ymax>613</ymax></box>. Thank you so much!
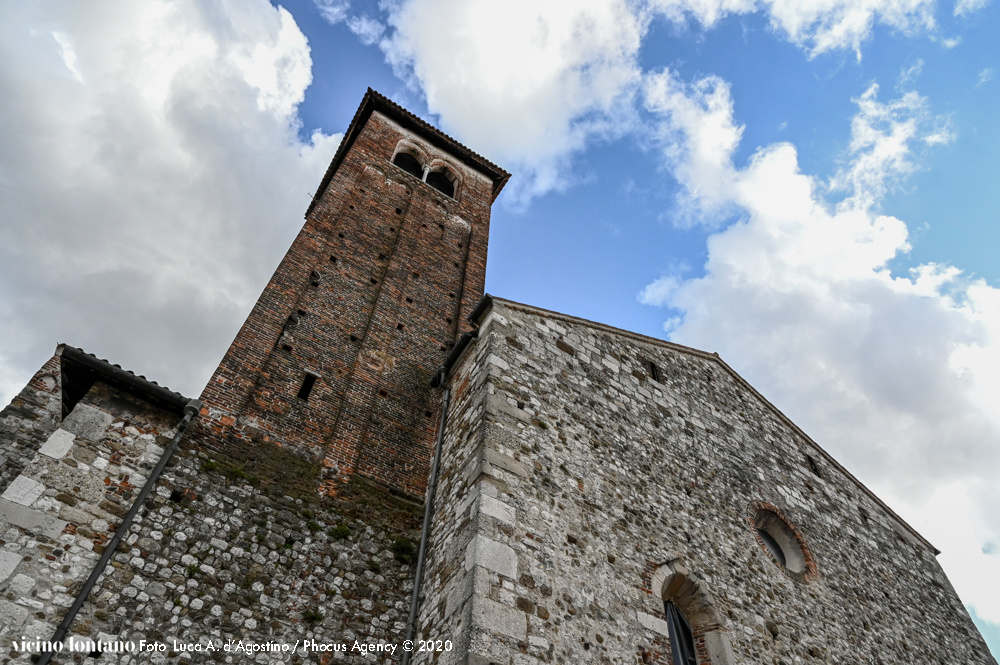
<box><xmin>306</xmin><ymin>89</ymin><xmax>510</xmax><ymax>217</ymax></box>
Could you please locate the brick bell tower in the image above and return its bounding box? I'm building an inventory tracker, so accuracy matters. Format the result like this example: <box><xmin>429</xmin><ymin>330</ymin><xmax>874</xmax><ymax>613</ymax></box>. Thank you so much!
<box><xmin>195</xmin><ymin>89</ymin><xmax>509</xmax><ymax>498</ymax></box>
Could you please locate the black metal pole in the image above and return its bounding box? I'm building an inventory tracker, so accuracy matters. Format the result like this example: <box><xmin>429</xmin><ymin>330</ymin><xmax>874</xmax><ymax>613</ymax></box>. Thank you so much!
<box><xmin>401</xmin><ymin>376</ymin><xmax>450</xmax><ymax>665</ymax></box>
<box><xmin>35</xmin><ymin>399</ymin><xmax>201</xmax><ymax>665</ymax></box>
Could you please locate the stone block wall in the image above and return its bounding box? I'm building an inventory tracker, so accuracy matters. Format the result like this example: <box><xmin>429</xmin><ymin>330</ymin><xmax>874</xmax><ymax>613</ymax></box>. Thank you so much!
<box><xmin>64</xmin><ymin>454</ymin><xmax>422</xmax><ymax>665</ymax></box>
<box><xmin>0</xmin><ymin>354</ymin><xmax>62</xmax><ymax>492</ymax></box>
<box><xmin>415</xmin><ymin>298</ymin><xmax>996</xmax><ymax>665</ymax></box>
<box><xmin>1</xmin><ymin>362</ymin><xmax>184</xmax><ymax>660</ymax></box>
<box><xmin>1</xmin><ymin>353</ymin><xmax>424</xmax><ymax>665</ymax></box>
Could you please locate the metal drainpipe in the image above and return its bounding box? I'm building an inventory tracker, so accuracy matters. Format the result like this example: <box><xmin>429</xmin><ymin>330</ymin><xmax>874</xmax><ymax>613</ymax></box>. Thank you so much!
<box><xmin>401</xmin><ymin>375</ymin><xmax>450</xmax><ymax>665</ymax></box>
<box><xmin>402</xmin><ymin>325</ymin><xmax>479</xmax><ymax>665</ymax></box>
<box><xmin>35</xmin><ymin>398</ymin><xmax>202</xmax><ymax>665</ymax></box>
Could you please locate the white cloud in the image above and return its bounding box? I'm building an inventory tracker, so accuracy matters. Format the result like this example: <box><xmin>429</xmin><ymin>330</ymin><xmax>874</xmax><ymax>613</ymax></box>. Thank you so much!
<box><xmin>650</xmin><ymin>0</ymin><xmax>936</xmax><ymax>57</ymax></box>
<box><xmin>638</xmin><ymin>275</ymin><xmax>682</xmax><ymax>306</ymax></box>
<box><xmin>760</xmin><ymin>0</ymin><xmax>936</xmax><ymax>57</ymax></box>
<box><xmin>0</xmin><ymin>0</ymin><xmax>340</xmax><ymax>404</ymax></box>
<box><xmin>327</xmin><ymin>0</ymin><xmax>948</xmax><ymax>202</ymax></box>
<box><xmin>51</xmin><ymin>31</ymin><xmax>83</xmax><ymax>83</ymax></box>
<box><xmin>898</xmin><ymin>58</ymin><xmax>924</xmax><ymax>86</ymax></box>
<box><xmin>313</xmin><ymin>0</ymin><xmax>351</xmax><ymax>24</ymax></box>
<box><xmin>643</xmin><ymin>69</ymin><xmax>743</xmax><ymax>224</ymax></box>
<box><xmin>830</xmin><ymin>84</ymin><xmax>952</xmax><ymax>208</ymax></box>
<box><xmin>640</xmin><ymin>76</ymin><xmax>1000</xmax><ymax>624</ymax></box>
<box><xmin>347</xmin><ymin>15</ymin><xmax>386</xmax><ymax>45</ymax></box>
<box><xmin>978</xmin><ymin>67</ymin><xmax>994</xmax><ymax>86</ymax></box>
<box><xmin>955</xmin><ymin>0</ymin><xmax>992</xmax><ymax>16</ymax></box>
<box><xmin>378</xmin><ymin>0</ymin><xmax>645</xmax><ymax>203</ymax></box>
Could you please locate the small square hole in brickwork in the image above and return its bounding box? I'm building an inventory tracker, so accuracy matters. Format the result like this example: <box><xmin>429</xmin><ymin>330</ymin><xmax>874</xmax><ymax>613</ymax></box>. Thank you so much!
<box><xmin>397</xmin><ymin>323</ymin><xmax>405</xmax><ymax>330</ymax></box>
<box><xmin>370</xmin><ymin>278</ymin><xmax>378</xmax><ymax>284</ymax></box>
<box><xmin>389</xmin><ymin>227</ymin><xmax>395</xmax><ymax>232</ymax></box>
<box><xmin>350</xmin><ymin>335</ymin><xmax>359</xmax><ymax>343</ymax></box>
<box><xmin>396</xmin><ymin>208</ymin><xmax>402</xmax><ymax>214</ymax></box>
<box><xmin>379</xmin><ymin>389</ymin><xmax>388</xmax><ymax>397</ymax></box>
<box><xmin>406</xmin><ymin>297</ymin><xmax>413</xmax><ymax>303</ymax></box>
<box><xmin>281</xmin><ymin>344</ymin><xmax>293</xmax><ymax>352</ymax></box>
<box><xmin>338</xmin><ymin>233</ymin><xmax>345</xmax><ymax>238</ymax></box>
<box><xmin>440</xmin><ymin>346</ymin><xmax>446</xmax><ymax>351</ymax></box>
<box><xmin>446</xmin><ymin>318</ymin><xmax>452</xmax><ymax>324</ymax></box>
<box><xmin>378</xmin><ymin>254</ymin><xmax>386</xmax><ymax>260</ymax></box>
<box><xmin>649</xmin><ymin>361</ymin><xmax>661</xmax><ymax>382</ymax></box>
<box><xmin>349</xmin><ymin>205</ymin><xmax>354</xmax><ymax>210</ymax></box>
<box><xmin>422</xmin><ymin>223</ymin><xmax>427</xmax><ymax>228</ymax></box>
<box><xmin>453</xmin><ymin>262</ymin><xmax>460</xmax><ymax>268</ymax></box>
<box><xmin>412</xmin><ymin>272</ymin><xmax>420</xmax><ymax>278</ymax></box>
<box><xmin>449</xmin><ymin>292</ymin><xmax>455</xmax><ymax>298</ymax></box>
<box><xmin>425</xmin><ymin>411</ymin><xmax>433</xmax><ymax>417</ymax></box>
<box><xmin>330</xmin><ymin>256</ymin><xmax>337</xmax><ymax>263</ymax></box>
<box><xmin>457</xmin><ymin>242</ymin><xmax>463</xmax><ymax>248</ymax></box>
<box><xmin>297</xmin><ymin>373</ymin><xmax>319</xmax><ymax>401</ymax></box>
<box><xmin>359</xmin><ymin>188</ymin><xmax>366</xmax><ymax>193</ymax></box>
<box><xmin>297</xmin><ymin>309</ymin><xmax>306</xmax><ymax>316</ymax></box>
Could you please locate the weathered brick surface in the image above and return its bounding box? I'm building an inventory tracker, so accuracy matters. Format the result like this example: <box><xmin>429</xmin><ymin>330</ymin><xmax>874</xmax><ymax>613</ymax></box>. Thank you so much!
<box><xmin>197</xmin><ymin>107</ymin><xmax>499</xmax><ymax>499</ymax></box>
<box><xmin>416</xmin><ymin>298</ymin><xmax>997</xmax><ymax>665</ymax></box>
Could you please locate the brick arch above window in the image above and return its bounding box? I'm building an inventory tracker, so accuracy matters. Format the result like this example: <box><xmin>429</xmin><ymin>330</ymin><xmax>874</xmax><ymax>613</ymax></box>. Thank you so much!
<box><xmin>746</xmin><ymin>500</ymin><xmax>819</xmax><ymax>583</ymax></box>
<box><xmin>649</xmin><ymin>559</ymin><xmax>735</xmax><ymax>665</ymax></box>
<box><xmin>425</xmin><ymin>159</ymin><xmax>462</xmax><ymax>199</ymax></box>
<box><xmin>391</xmin><ymin>139</ymin><xmax>430</xmax><ymax>180</ymax></box>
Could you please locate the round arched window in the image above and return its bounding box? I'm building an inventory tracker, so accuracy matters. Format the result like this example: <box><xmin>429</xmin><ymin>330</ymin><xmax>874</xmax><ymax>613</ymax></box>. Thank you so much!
<box><xmin>426</xmin><ymin>169</ymin><xmax>456</xmax><ymax>198</ymax></box>
<box><xmin>748</xmin><ymin>501</ymin><xmax>818</xmax><ymax>582</ymax></box>
<box><xmin>392</xmin><ymin>151</ymin><xmax>423</xmax><ymax>179</ymax></box>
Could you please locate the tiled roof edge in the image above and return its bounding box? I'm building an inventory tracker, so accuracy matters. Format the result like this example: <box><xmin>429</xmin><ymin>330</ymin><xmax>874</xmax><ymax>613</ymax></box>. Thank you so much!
<box><xmin>57</xmin><ymin>344</ymin><xmax>191</xmax><ymax>414</ymax></box>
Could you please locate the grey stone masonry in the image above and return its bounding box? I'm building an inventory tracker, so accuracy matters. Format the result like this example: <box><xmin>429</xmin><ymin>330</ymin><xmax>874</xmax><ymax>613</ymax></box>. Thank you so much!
<box><xmin>415</xmin><ymin>297</ymin><xmax>996</xmax><ymax>665</ymax></box>
<box><xmin>0</xmin><ymin>355</ymin><xmax>61</xmax><ymax>494</ymax></box>
<box><xmin>1</xmin><ymin>365</ymin><xmax>184</xmax><ymax>659</ymax></box>
<box><xmin>1</xmin><ymin>352</ymin><xmax>423</xmax><ymax>665</ymax></box>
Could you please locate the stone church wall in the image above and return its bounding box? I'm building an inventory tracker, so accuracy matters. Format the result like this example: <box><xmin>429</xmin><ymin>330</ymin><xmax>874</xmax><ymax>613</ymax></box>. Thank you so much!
<box><xmin>1</xmin><ymin>354</ymin><xmax>422</xmax><ymax>665</ymax></box>
<box><xmin>416</xmin><ymin>298</ymin><xmax>996</xmax><ymax>665</ymax></box>
<box><xmin>2</xmin><ymin>89</ymin><xmax>993</xmax><ymax>665</ymax></box>
<box><xmin>1</xmin><ymin>358</ymin><xmax>185</xmax><ymax>659</ymax></box>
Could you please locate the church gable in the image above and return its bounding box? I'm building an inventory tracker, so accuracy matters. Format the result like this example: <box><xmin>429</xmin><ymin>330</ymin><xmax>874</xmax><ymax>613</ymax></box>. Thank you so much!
<box><xmin>417</xmin><ymin>296</ymin><xmax>994</xmax><ymax>664</ymax></box>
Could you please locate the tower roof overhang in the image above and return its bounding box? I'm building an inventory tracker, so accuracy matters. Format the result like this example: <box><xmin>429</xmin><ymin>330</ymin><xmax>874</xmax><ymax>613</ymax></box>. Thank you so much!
<box><xmin>306</xmin><ymin>88</ymin><xmax>511</xmax><ymax>217</ymax></box>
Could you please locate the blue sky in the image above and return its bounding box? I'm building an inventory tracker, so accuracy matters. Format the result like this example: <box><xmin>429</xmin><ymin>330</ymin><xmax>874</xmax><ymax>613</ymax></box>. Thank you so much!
<box><xmin>1</xmin><ymin>0</ymin><xmax>999</xmax><ymax>655</ymax></box>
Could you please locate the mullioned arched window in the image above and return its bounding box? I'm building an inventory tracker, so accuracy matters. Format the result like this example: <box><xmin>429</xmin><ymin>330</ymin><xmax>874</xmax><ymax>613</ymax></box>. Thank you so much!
<box><xmin>390</xmin><ymin>140</ymin><xmax>461</xmax><ymax>199</ymax></box>
<box><xmin>425</xmin><ymin>168</ymin><xmax>456</xmax><ymax>198</ymax></box>
<box><xmin>392</xmin><ymin>151</ymin><xmax>423</xmax><ymax>179</ymax></box>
